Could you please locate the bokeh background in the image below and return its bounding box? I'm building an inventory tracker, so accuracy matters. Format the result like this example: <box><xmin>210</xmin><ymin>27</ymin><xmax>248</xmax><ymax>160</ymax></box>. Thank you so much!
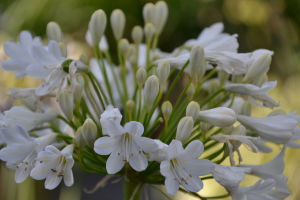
<box><xmin>0</xmin><ymin>0</ymin><xmax>300</xmax><ymax>199</ymax></box>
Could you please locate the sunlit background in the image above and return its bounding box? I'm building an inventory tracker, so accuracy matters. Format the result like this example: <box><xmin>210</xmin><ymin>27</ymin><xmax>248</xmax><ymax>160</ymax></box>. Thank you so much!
<box><xmin>0</xmin><ymin>0</ymin><xmax>300</xmax><ymax>199</ymax></box>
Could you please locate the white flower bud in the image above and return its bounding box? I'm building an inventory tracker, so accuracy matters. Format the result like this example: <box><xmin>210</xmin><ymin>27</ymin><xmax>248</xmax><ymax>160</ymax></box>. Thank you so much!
<box><xmin>243</xmin><ymin>52</ymin><xmax>271</xmax><ymax>83</ymax></box>
<box><xmin>153</xmin><ymin>51</ymin><xmax>160</xmax><ymax>61</ymax></box>
<box><xmin>222</xmin><ymin>125</ymin><xmax>232</xmax><ymax>135</ymax></box>
<box><xmin>136</xmin><ymin>68</ymin><xmax>147</xmax><ymax>88</ymax></box>
<box><xmin>58</xmin><ymin>89</ymin><xmax>74</xmax><ymax>121</ymax></box>
<box><xmin>82</xmin><ymin>119</ymin><xmax>98</xmax><ymax>147</ymax></box>
<box><xmin>144</xmin><ymin>23</ymin><xmax>156</xmax><ymax>43</ymax></box>
<box><xmin>144</xmin><ymin>75</ymin><xmax>159</xmax><ymax>108</ymax></box>
<box><xmin>157</xmin><ymin>60</ymin><xmax>170</xmax><ymax>88</ymax></box>
<box><xmin>186</xmin><ymin>83</ymin><xmax>195</xmax><ymax>101</ymax></box>
<box><xmin>132</xmin><ymin>26</ymin><xmax>143</xmax><ymax>45</ymax></box>
<box><xmin>253</xmin><ymin>73</ymin><xmax>268</xmax><ymax>87</ymax></box>
<box><xmin>118</xmin><ymin>38</ymin><xmax>129</xmax><ymax>57</ymax></box>
<box><xmin>79</xmin><ymin>53</ymin><xmax>89</xmax><ymax>65</ymax></box>
<box><xmin>58</xmin><ymin>42</ymin><xmax>67</xmax><ymax>58</ymax></box>
<box><xmin>200</xmin><ymin>122</ymin><xmax>210</xmax><ymax>135</ymax></box>
<box><xmin>175</xmin><ymin>116</ymin><xmax>194</xmax><ymax>143</ymax></box>
<box><xmin>186</xmin><ymin>101</ymin><xmax>200</xmax><ymax>122</ymax></box>
<box><xmin>208</xmin><ymin>80</ymin><xmax>219</xmax><ymax>96</ymax></box>
<box><xmin>143</xmin><ymin>3</ymin><xmax>155</xmax><ymax>24</ymax></box>
<box><xmin>73</xmin><ymin>75</ymin><xmax>84</xmax><ymax>102</ymax></box>
<box><xmin>126</xmin><ymin>100</ymin><xmax>135</xmax><ymax>112</ymax></box>
<box><xmin>198</xmin><ymin>107</ymin><xmax>236</xmax><ymax>127</ymax></box>
<box><xmin>218</xmin><ymin>70</ymin><xmax>230</xmax><ymax>87</ymax></box>
<box><xmin>153</xmin><ymin>1</ymin><xmax>168</xmax><ymax>34</ymax></box>
<box><xmin>189</xmin><ymin>45</ymin><xmax>205</xmax><ymax>77</ymax></box>
<box><xmin>162</xmin><ymin>101</ymin><xmax>172</xmax><ymax>121</ymax></box>
<box><xmin>231</xmin><ymin>75</ymin><xmax>243</xmax><ymax>83</ymax></box>
<box><xmin>267</xmin><ymin>109</ymin><xmax>286</xmax><ymax>117</ymax></box>
<box><xmin>231</xmin><ymin>124</ymin><xmax>246</xmax><ymax>136</ymax></box>
<box><xmin>75</xmin><ymin>126</ymin><xmax>85</xmax><ymax>150</ymax></box>
<box><xmin>127</xmin><ymin>44</ymin><xmax>136</xmax><ymax>58</ymax></box>
<box><xmin>130</xmin><ymin>55</ymin><xmax>137</xmax><ymax>68</ymax></box>
<box><xmin>240</xmin><ymin>101</ymin><xmax>252</xmax><ymax>116</ymax></box>
<box><xmin>47</xmin><ymin>22</ymin><xmax>62</xmax><ymax>42</ymax></box>
<box><xmin>88</xmin><ymin>9</ymin><xmax>107</xmax><ymax>46</ymax></box>
<box><xmin>110</xmin><ymin>9</ymin><xmax>126</xmax><ymax>40</ymax></box>
<box><xmin>196</xmin><ymin>59</ymin><xmax>207</xmax><ymax>82</ymax></box>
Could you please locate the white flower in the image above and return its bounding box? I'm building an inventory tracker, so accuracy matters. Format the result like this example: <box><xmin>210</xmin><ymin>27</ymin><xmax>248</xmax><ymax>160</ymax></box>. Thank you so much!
<box><xmin>0</xmin><ymin>125</ymin><xmax>56</xmax><ymax>183</ymax></box>
<box><xmin>4</xmin><ymin>106</ymin><xmax>57</xmax><ymax>131</ymax></box>
<box><xmin>2</xmin><ymin>31</ymin><xmax>42</xmax><ymax>78</ymax></box>
<box><xmin>184</xmin><ymin>22</ymin><xmax>239</xmax><ymax>52</ymax></box>
<box><xmin>94</xmin><ymin>120</ymin><xmax>158</xmax><ymax>174</ymax></box>
<box><xmin>175</xmin><ymin>116</ymin><xmax>194</xmax><ymax>143</ymax></box>
<box><xmin>222</xmin><ymin>96</ymin><xmax>245</xmax><ymax>115</ymax></box>
<box><xmin>100</xmin><ymin>105</ymin><xmax>122</xmax><ymax>135</ymax></box>
<box><xmin>149</xmin><ymin>139</ymin><xmax>168</xmax><ymax>163</ymax></box>
<box><xmin>237</xmin><ymin>114</ymin><xmax>298</xmax><ymax>144</ymax></box>
<box><xmin>160</xmin><ymin>140</ymin><xmax>215</xmax><ymax>195</ymax></box>
<box><xmin>198</xmin><ymin>107</ymin><xmax>236</xmax><ymax>127</ymax></box>
<box><xmin>224</xmin><ymin>81</ymin><xmax>280</xmax><ymax>109</ymax></box>
<box><xmin>30</xmin><ymin>145</ymin><xmax>74</xmax><ymax>190</ymax></box>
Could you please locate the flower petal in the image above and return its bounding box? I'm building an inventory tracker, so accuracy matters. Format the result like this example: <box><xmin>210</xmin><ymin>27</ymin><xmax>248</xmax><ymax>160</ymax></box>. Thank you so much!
<box><xmin>106</xmin><ymin>151</ymin><xmax>125</xmax><ymax>174</ymax></box>
<box><xmin>180</xmin><ymin>159</ymin><xmax>215</xmax><ymax>176</ymax></box>
<box><xmin>124</xmin><ymin>121</ymin><xmax>144</xmax><ymax>136</ymax></box>
<box><xmin>45</xmin><ymin>173</ymin><xmax>63</xmax><ymax>190</ymax></box>
<box><xmin>48</xmin><ymin>40</ymin><xmax>64</xmax><ymax>61</ymax></box>
<box><xmin>0</xmin><ymin>145</ymin><xmax>34</xmax><ymax>162</ymax></box>
<box><xmin>31</xmin><ymin>158</ymin><xmax>58</xmax><ymax>180</ymax></box>
<box><xmin>180</xmin><ymin>140</ymin><xmax>204</xmax><ymax>159</ymax></box>
<box><xmin>94</xmin><ymin>137</ymin><xmax>120</xmax><ymax>155</ymax></box>
<box><xmin>160</xmin><ymin>160</ymin><xmax>171</xmax><ymax>177</ymax></box>
<box><xmin>133</xmin><ymin>136</ymin><xmax>158</xmax><ymax>153</ymax></box>
<box><xmin>182</xmin><ymin>176</ymin><xmax>203</xmax><ymax>193</ymax></box>
<box><xmin>15</xmin><ymin>165</ymin><xmax>32</xmax><ymax>183</ymax></box>
<box><xmin>15</xmin><ymin>125</ymin><xmax>32</xmax><ymax>141</ymax></box>
<box><xmin>63</xmin><ymin>167</ymin><xmax>74</xmax><ymax>187</ymax></box>
<box><xmin>26</xmin><ymin>63</ymin><xmax>52</xmax><ymax>78</ymax></box>
<box><xmin>31</xmin><ymin>45</ymin><xmax>58</xmax><ymax>65</ymax></box>
<box><xmin>167</xmin><ymin>140</ymin><xmax>184</xmax><ymax>160</ymax></box>
<box><xmin>0</xmin><ymin>127</ymin><xmax>32</xmax><ymax>145</ymax></box>
<box><xmin>129</xmin><ymin>153</ymin><xmax>147</xmax><ymax>172</ymax></box>
<box><xmin>106</xmin><ymin>120</ymin><xmax>126</xmax><ymax>137</ymax></box>
<box><xmin>165</xmin><ymin>175</ymin><xmax>179</xmax><ymax>195</ymax></box>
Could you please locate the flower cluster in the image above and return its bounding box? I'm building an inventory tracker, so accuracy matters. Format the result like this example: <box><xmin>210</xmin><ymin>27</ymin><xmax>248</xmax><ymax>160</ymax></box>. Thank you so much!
<box><xmin>0</xmin><ymin>1</ymin><xmax>298</xmax><ymax>199</ymax></box>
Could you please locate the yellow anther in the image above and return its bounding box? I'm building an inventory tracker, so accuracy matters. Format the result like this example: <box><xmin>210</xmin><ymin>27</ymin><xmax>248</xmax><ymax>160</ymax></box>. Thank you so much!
<box><xmin>189</xmin><ymin>174</ymin><xmax>192</xmax><ymax>177</ymax></box>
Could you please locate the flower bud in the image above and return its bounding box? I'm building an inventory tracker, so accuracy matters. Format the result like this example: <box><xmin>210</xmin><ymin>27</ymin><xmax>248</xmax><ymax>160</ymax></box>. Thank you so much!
<box><xmin>200</xmin><ymin>122</ymin><xmax>210</xmax><ymax>135</ymax></box>
<box><xmin>157</xmin><ymin>60</ymin><xmax>170</xmax><ymax>89</ymax></box>
<box><xmin>79</xmin><ymin>53</ymin><xmax>89</xmax><ymax>65</ymax></box>
<box><xmin>58</xmin><ymin>89</ymin><xmax>74</xmax><ymax>121</ymax></box>
<box><xmin>218</xmin><ymin>70</ymin><xmax>229</xmax><ymax>87</ymax></box>
<box><xmin>118</xmin><ymin>38</ymin><xmax>129</xmax><ymax>57</ymax></box>
<box><xmin>232</xmin><ymin>75</ymin><xmax>243</xmax><ymax>83</ymax></box>
<box><xmin>186</xmin><ymin>83</ymin><xmax>195</xmax><ymax>101</ymax></box>
<box><xmin>153</xmin><ymin>1</ymin><xmax>168</xmax><ymax>34</ymax></box>
<box><xmin>208</xmin><ymin>80</ymin><xmax>219</xmax><ymax>96</ymax></box>
<box><xmin>127</xmin><ymin>44</ymin><xmax>136</xmax><ymax>58</ymax></box>
<box><xmin>231</xmin><ymin>124</ymin><xmax>246</xmax><ymax>136</ymax></box>
<box><xmin>240</xmin><ymin>101</ymin><xmax>252</xmax><ymax>116</ymax></box>
<box><xmin>47</xmin><ymin>22</ymin><xmax>62</xmax><ymax>42</ymax></box>
<box><xmin>189</xmin><ymin>45</ymin><xmax>205</xmax><ymax>77</ymax></box>
<box><xmin>243</xmin><ymin>52</ymin><xmax>271</xmax><ymax>83</ymax></box>
<box><xmin>74</xmin><ymin>75</ymin><xmax>84</xmax><ymax>102</ymax></box>
<box><xmin>175</xmin><ymin>116</ymin><xmax>194</xmax><ymax>143</ymax></box>
<box><xmin>132</xmin><ymin>26</ymin><xmax>143</xmax><ymax>45</ymax></box>
<box><xmin>144</xmin><ymin>23</ymin><xmax>156</xmax><ymax>43</ymax></box>
<box><xmin>136</xmin><ymin>68</ymin><xmax>147</xmax><ymax>88</ymax></box>
<box><xmin>58</xmin><ymin>42</ymin><xmax>67</xmax><ymax>58</ymax></box>
<box><xmin>186</xmin><ymin>101</ymin><xmax>200</xmax><ymax>122</ymax></box>
<box><xmin>222</xmin><ymin>125</ymin><xmax>233</xmax><ymax>135</ymax></box>
<box><xmin>253</xmin><ymin>73</ymin><xmax>268</xmax><ymax>87</ymax></box>
<box><xmin>130</xmin><ymin>55</ymin><xmax>137</xmax><ymax>68</ymax></box>
<box><xmin>88</xmin><ymin>9</ymin><xmax>107</xmax><ymax>46</ymax></box>
<box><xmin>152</xmin><ymin>51</ymin><xmax>160</xmax><ymax>61</ymax></box>
<box><xmin>82</xmin><ymin>119</ymin><xmax>98</xmax><ymax>147</ymax></box>
<box><xmin>144</xmin><ymin>75</ymin><xmax>159</xmax><ymax>108</ymax></box>
<box><xmin>110</xmin><ymin>9</ymin><xmax>125</xmax><ymax>40</ymax></box>
<box><xmin>126</xmin><ymin>100</ymin><xmax>135</xmax><ymax>112</ymax></box>
<box><xmin>196</xmin><ymin>59</ymin><xmax>207</xmax><ymax>82</ymax></box>
<box><xmin>162</xmin><ymin>101</ymin><xmax>172</xmax><ymax>121</ymax></box>
<box><xmin>267</xmin><ymin>109</ymin><xmax>286</xmax><ymax>117</ymax></box>
<box><xmin>75</xmin><ymin>126</ymin><xmax>85</xmax><ymax>150</ymax></box>
<box><xmin>198</xmin><ymin>107</ymin><xmax>236</xmax><ymax>127</ymax></box>
<box><xmin>143</xmin><ymin>3</ymin><xmax>155</xmax><ymax>24</ymax></box>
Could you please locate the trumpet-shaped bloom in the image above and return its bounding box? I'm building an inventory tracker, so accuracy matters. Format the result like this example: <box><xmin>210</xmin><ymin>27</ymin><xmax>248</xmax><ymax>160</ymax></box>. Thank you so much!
<box><xmin>237</xmin><ymin>114</ymin><xmax>298</xmax><ymax>144</ymax></box>
<box><xmin>94</xmin><ymin>120</ymin><xmax>158</xmax><ymax>174</ymax></box>
<box><xmin>149</xmin><ymin>139</ymin><xmax>168</xmax><ymax>163</ymax></box>
<box><xmin>100</xmin><ymin>105</ymin><xmax>122</xmax><ymax>135</ymax></box>
<box><xmin>160</xmin><ymin>140</ymin><xmax>215</xmax><ymax>195</ymax></box>
<box><xmin>224</xmin><ymin>81</ymin><xmax>280</xmax><ymax>109</ymax></box>
<box><xmin>31</xmin><ymin>145</ymin><xmax>74</xmax><ymax>190</ymax></box>
<box><xmin>198</xmin><ymin>107</ymin><xmax>236</xmax><ymax>127</ymax></box>
<box><xmin>0</xmin><ymin>125</ymin><xmax>56</xmax><ymax>183</ymax></box>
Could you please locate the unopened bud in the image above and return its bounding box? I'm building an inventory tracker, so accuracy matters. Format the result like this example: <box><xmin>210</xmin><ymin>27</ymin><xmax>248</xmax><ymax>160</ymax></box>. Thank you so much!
<box><xmin>153</xmin><ymin>51</ymin><xmax>160</xmax><ymax>61</ymax></box>
<box><xmin>126</xmin><ymin>100</ymin><xmax>135</xmax><ymax>112</ymax></box>
<box><xmin>186</xmin><ymin>83</ymin><xmax>195</xmax><ymax>101</ymax></box>
<box><xmin>47</xmin><ymin>22</ymin><xmax>62</xmax><ymax>42</ymax></box>
<box><xmin>208</xmin><ymin>80</ymin><xmax>219</xmax><ymax>96</ymax></box>
<box><xmin>232</xmin><ymin>75</ymin><xmax>243</xmax><ymax>83</ymax></box>
<box><xmin>189</xmin><ymin>45</ymin><xmax>205</xmax><ymax>77</ymax></box>
<box><xmin>82</xmin><ymin>119</ymin><xmax>98</xmax><ymax>147</ymax></box>
<box><xmin>79</xmin><ymin>53</ymin><xmax>89</xmax><ymax>65</ymax></box>
<box><xmin>74</xmin><ymin>75</ymin><xmax>85</xmax><ymax>102</ymax></box>
<box><xmin>196</xmin><ymin>59</ymin><xmax>207</xmax><ymax>82</ymax></box>
<box><xmin>143</xmin><ymin>3</ymin><xmax>155</xmax><ymax>24</ymax></box>
<box><xmin>118</xmin><ymin>39</ymin><xmax>129</xmax><ymax>57</ymax></box>
<box><xmin>75</xmin><ymin>60</ymin><xmax>88</xmax><ymax>73</ymax></box>
<box><xmin>218</xmin><ymin>70</ymin><xmax>229</xmax><ymax>87</ymax></box>
<box><xmin>130</xmin><ymin>55</ymin><xmax>137</xmax><ymax>68</ymax></box>
<box><xmin>240</xmin><ymin>101</ymin><xmax>252</xmax><ymax>116</ymax></box>
<box><xmin>144</xmin><ymin>23</ymin><xmax>156</xmax><ymax>43</ymax></box>
<box><xmin>198</xmin><ymin>107</ymin><xmax>236</xmax><ymax>127</ymax></box>
<box><xmin>253</xmin><ymin>73</ymin><xmax>268</xmax><ymax>87</ymax></box>
<box><xmin>58</xmin><ymin>89</ymin><xmax>74</xmax><ymax>121</ymax></box>
<box><xmin>154</xmin><ymin>1</ymin><xmax>168</xmax><ymax>34</ymax></box>
<box><xmin>144</xmin><ymin>75</ymin><xmax>159</xmax><ymax>108</ymax></box>
<box><xmin>231</xmin><ymin>124</ymin><xmax>246</xmax><ymax>136</ymax></box>
<box><xmin>267</xmin><ymin>109</ymin><xmax>286</xmax><ymax>117</ymax></box>
<box><xmin>136</xmin><ymin>68</ymin><xmax>147</xmax><ymax>87</ymax></box>
<box><xmin>176</xmin><ymin>116</ymin><xmax>194</xmax><ymax>143</ymax></box>
<box><xmin>162</xmin><ymin>101</ymin><xmax>172</xmax><ymax>121</ymax></box>
<box><xmin>222</xmin><ymin>126</ymin><xmax>232</xmax><ymax>135</ymax></box>
<box><xmin>127</xmin><ymin>44</ymin><xmax>136</xmax><ymax>58</ymax></box>
<box><xmin>200</xmin><ymin>122</ymin><xmax>210</xmax><ymax>135</ymax></box>
<box><xmin>75</xmin><ymin>126</ymin><xmax>85</xmax><ymax>150</ymax></box>
<box><xmin>58</xmin><ymin>42</ymin><xmax>67</xmax><ymax>58</ymax></box>
<box><xmin>186</xmin><ymin>101</ymin><xmax>200</xmax><ymax>122</ymax></box>
<box><xmin>88</xmin><ymin>9</ymin><xmax>107</xmax><ymax>46</ymax></box>
<box><xmin>132</xmin><ymin>26</ymin><xmax>143</xmax><ymax>45</ymax></box>
<box><xmin>110</xmin><ymin>9</ymin><xmax>126</xmax><ymax>40</ymax></box>
<box><xmin>157</xmin><ymin>60</ymin><xmax>170</xmax><ymax>89</ymax></box>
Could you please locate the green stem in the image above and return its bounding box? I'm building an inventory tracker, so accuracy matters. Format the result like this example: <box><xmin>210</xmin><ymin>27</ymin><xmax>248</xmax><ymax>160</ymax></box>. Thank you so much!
<box><xmin>57</xmin><ymin>115</ymin><xmax>77</xmax><ymax>130</ymax></box>
<box><xmin>137</xmin><ymin>87</ymin><xmax>142</xmax><ymax>122</ymax></box>
<box><xmin>87</xmin><ymin>72</ymin><xmax>106</xmax><ymax>110</ymax></box>
<box><xmin>211</xmin><ymin>92</ymin><xmax>231</xmax><ymax>108</ymax></box>
<box><xmin>152</xmin><ymin>34</ymin><xmax>159</xmax><ymax>52</ymax></box>
<box><xmin>200</xmin><ymin>88</ymin><xmax>224</xmax><ymax>107</ymax></box>
<box><xmin>228</xmin><ymin>93</ymin><xmax>236</xmax><ymax>108</ymax></box>
<box><xmin>123</xmin><ymin>179</ymin><xmax>142</xmax><ymax>200</ymax></box>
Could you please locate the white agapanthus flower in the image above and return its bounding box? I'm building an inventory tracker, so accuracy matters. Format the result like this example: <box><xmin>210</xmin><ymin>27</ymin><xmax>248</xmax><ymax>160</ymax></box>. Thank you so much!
<box><xmin>94</xmin><ymin>120</ymin><xmax>158</xmax><ymax>174</ymax></box>
<box><xmin>0</xmin><ymin>125</ymin><xmax>56</xmax><ymax>183</ymax></box>
<box><xmin>237</xmin><ymin>114</ymin><xmax>298</xmax><ymax>144</ymax></box>
<box><xmin>224</xmin><ymin>81</ymin><xmax>280</xmax><ymax>109</ymax></box>
<box><xmin>100</xmin><ymin>105</ymin><xmax>122</xmax><ymax>135</ymax></box>
<box><xmin>30</xmin><ymin>145</ymin><xmax>74</xmax><ymax>190</ymax></box>
<box><xmin>0</xmin><ymin>114</ymin><xmax>5</xmax><ymax>146</ymax></box>
<box><xmin>198</xmin><ymin>107</ymin><xmax>236</xmax><ymax>127</ymax></box>
<box><xmin>2</xmin><ymin>31</ymin><xmax>42</xmax><ymax>77</ymax></box>
<box><xmin>149</xmin><ymin>139</ymin><xmax>168</xmax><ymax>163</ymax></box>
<box><xmin>222</xmin><ymin>96</ymin><xmax>245</xmax><ymax>115</ymax></box>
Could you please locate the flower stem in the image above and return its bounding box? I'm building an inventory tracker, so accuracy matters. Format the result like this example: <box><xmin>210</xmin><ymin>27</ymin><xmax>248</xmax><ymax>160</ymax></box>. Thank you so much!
<box><xmin>137</xmin><ymin>87</ymin><xmax>142</xmax><ymax>122</ymax></box>
<box><xmin>123</xmin><ymin>179</ymin><xmax>142</xmax><ymax>200</ymax></box>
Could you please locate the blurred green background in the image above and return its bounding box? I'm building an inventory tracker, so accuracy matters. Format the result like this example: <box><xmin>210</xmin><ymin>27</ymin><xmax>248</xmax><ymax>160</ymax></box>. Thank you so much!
<box><xmin>0</xmin><ymin>0</ymin><xmax>300</xmax><ymax>199</ymax></box>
